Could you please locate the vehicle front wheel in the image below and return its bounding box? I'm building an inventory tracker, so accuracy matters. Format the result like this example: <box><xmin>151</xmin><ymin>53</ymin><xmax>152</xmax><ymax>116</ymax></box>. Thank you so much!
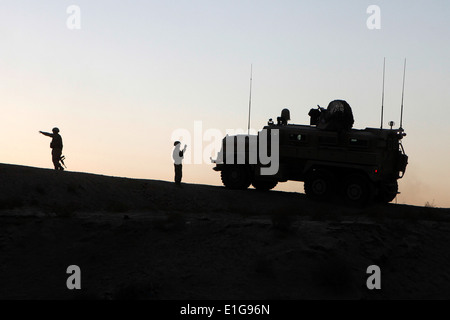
<box><xmin>221</xmin><ymin>165</ymin><xmax>251</xmax><ymax>190</ymax></box>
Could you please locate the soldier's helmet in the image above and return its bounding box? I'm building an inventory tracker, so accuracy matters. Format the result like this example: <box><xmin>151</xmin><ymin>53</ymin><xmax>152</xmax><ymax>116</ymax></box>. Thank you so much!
<box><xmin>52</xmin><ymin>127</ymin><xmax>60</xmax><ymax>133</ymax></box>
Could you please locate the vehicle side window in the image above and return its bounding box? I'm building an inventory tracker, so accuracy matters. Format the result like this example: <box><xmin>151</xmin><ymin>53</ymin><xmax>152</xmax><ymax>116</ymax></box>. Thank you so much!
<box><xmin>289</xmin><ymin>133</ymin><xmax>306</xmax><ymax>143</ymax></box>
<box><xmin>349</xmin><ymin>138</ymin><xmax>368</xmax><ymax>148</ymax></box>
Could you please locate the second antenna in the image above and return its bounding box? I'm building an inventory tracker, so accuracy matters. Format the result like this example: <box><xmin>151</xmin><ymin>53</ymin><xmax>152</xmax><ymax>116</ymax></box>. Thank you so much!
<box><xmin>247</xmin><ymin>64</ymin><xmax>253</xmax><ymax>135</ymax></box>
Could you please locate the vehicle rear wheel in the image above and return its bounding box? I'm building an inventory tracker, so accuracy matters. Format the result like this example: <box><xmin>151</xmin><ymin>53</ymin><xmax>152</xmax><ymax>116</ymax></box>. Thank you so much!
<box><xmin>221</xmin><ymin>165</ymin><xmax>251</xmax><ymax>190</ymax></box>
<box><xmin>304</xmin><ymin>170</ymin><xmax>335</xmax><ymax>201</ymax></box>
<box><xmin>342</xmin><ymin>174</ymin><xmax>373</xmax><ymax>206</ymax></box>
<box><xmin>377</xmin><ymin>181</ymin><xmax>398</xmax><ymax>203</ymax></box>
<box><xmin>252</xmin><ymin>179</ymin><xmax>278</xmax><ymax>191</ymax></box>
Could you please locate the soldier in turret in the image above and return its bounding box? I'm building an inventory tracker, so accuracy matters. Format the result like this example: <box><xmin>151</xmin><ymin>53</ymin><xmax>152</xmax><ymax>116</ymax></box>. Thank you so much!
<box><xmin>277</xmin><ymin>108</ymin><xmax>291</xmax><ymax>125</ymax></box>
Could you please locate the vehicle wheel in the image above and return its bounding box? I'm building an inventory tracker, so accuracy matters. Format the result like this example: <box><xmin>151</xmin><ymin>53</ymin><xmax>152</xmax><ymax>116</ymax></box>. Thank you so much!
<box><xmin>304</xmin><ymin>170</ymin><xmax>335</xmax><ymax>201</ymax></box>
<box><xmin>221</xmin><ymin>165</ymin><xmax>251</xmax><ymax>190</ymax></box>
<box><xmin>342</xmin><ymin>174</ymin><xmax>373</xmax><ymax>206</ymax></box>
<box><xmin>252</xmin><ymin>179</ymin><xmax>278</xmax><ymax>191</ymax></box>
<box><xmin>377</xmin><ymin>181</ymin><xmax>398</xmax><ymax>203</ymax></box>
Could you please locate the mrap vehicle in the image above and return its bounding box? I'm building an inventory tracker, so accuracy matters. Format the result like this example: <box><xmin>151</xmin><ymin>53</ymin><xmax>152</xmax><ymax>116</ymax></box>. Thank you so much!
<box><xmin>211</xmin><ymin>100</ymin><xmax>408</xmax><ymax>205</ymax></box>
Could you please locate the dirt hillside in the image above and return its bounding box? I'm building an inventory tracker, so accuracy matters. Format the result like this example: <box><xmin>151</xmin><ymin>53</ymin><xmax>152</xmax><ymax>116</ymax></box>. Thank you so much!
<box><xmin>1</xmin><ymin>163</ymin><xmax>450</xmax><ymax>299</ymax></box>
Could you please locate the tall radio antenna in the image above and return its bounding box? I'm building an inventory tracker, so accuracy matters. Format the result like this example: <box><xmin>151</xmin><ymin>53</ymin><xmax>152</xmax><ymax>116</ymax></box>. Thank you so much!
<box><xmin>400</xmin><ymin>58</ymin><xmax>406</xmax><ymax>130</ymax></box>
<box><xmin>247</xmin><ymin>64</ymin><xmax>253</xmax><ymax>135</ymax></box>
<box><xmin>380</xmin><ymin>57</ymin><xmax>386</xmax><ymax>129</ymax></box>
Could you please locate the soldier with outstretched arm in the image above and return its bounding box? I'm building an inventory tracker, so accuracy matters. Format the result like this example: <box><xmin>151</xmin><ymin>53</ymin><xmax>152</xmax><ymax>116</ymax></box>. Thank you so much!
<box><xmin>39</xmin><ymin>127</ymin><xmax>64</xmax><ymax>171</ymax></box>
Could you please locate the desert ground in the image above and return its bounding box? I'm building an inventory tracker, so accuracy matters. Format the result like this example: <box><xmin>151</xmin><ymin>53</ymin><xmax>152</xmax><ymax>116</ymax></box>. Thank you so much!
<box><xmin>1</xmin><ymin>163</ymin><xmax>450</xmax><ymax>300</ymax></box>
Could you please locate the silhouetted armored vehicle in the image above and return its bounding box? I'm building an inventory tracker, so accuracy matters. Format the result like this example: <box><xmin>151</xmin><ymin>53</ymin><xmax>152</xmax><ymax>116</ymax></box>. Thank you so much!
<box><xmin>211</xmin><ymin>100</ymin><xmax>408</xmax><ymax>205</ymax></box>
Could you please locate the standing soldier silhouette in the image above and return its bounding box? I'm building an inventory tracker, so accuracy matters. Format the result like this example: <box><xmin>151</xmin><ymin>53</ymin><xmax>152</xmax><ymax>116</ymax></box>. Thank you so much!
<box><xmin>39</xmin><ymin>127</ymin><xmax>64</xmax><ymax>171</ymax></box>
<box><xmin>172</xmin><ymin>141</ymin><xmax>187</xmax><ymax>185</ymax></box>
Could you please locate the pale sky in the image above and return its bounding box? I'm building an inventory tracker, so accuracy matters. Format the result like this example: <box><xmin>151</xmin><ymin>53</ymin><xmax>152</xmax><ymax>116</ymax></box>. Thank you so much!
<box><xmin>1</xmin><ymin>0</ymin><xmax>449</xmax><ymax>207</ymax></box>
